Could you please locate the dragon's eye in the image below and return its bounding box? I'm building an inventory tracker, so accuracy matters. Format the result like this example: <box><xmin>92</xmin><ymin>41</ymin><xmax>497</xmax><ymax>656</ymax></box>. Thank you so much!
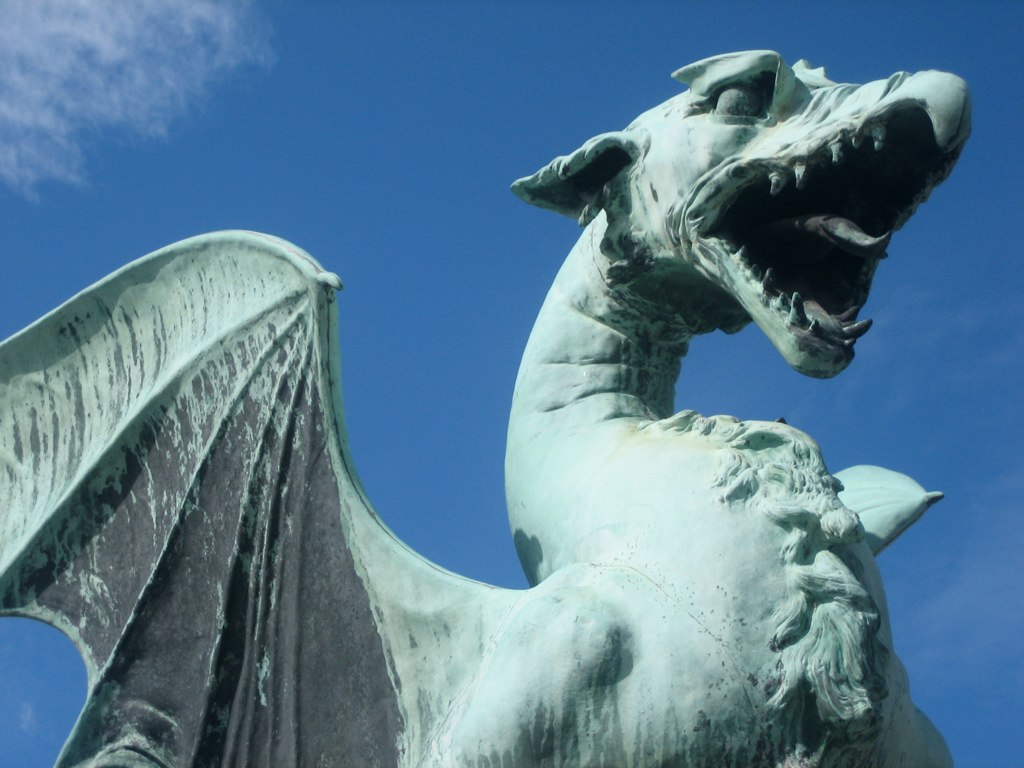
<box><xmin>715</xmin><ymin>85</ymin><xmax>763</xmax><ymax>117</ymax></box>
<box><xmin>712</xmin><ymin>73</ymin><xmax>775</xmax><ymax>118</ymax></box>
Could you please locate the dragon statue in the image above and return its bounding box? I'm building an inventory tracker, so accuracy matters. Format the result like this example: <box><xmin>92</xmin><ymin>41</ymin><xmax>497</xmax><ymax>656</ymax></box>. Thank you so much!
<box><xmin>0</xmin><ymin>51</ymin><xmax>969</xmax><ymax>767</ymax></box>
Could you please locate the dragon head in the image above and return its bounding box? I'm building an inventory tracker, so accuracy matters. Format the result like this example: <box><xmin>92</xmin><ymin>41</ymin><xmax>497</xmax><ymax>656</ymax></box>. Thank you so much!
<box><xmin>513</xmin><ymin>51</ymin><xmax>970</xmax><ymax>377</ymax></box>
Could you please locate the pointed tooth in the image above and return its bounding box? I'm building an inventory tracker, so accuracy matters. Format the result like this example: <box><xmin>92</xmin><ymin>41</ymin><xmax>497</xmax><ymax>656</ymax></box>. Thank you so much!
<box><xmin>788</xmin><ymin>292</ymin><xmax>807</xmax><ymax>325</ymax></box>
<box><xmin>871</xmin><ymin>124</ymin><xmax>885</xmax><ymax>150</ymax></box>
<box><xmin>829</xmin><ymin>141</ymin><xmax>843</xmax><ymax>164</ymax></box>
<box><xmin>578</xmin><ymin>203</ymin><xmax>597</xmax><ymax>226</ymax></box>
<box><xmin>769</xmin><ymin>172</ymin><xmax>786</xmax><ymax>196</ymax></box>
<box><xmin>794</xmin><ymin>162</ymin><xmax>807</xmax><ymax>189</ymax></box>
<box><xmin>851</xmin><ymin>131</ymin><xmax>864</xmax><ymax>149</ymax></box>
<box><xmin>809</xmin><ymin>318</ymin><xmax>823</xmax><ymax>336</ymax></box>
<box><xmin>788</xmin><ymin>304</ymin><xmax>802</xmax><ymax>326</ymax></box>
<box><xmin>763</xmin><ymin>267</ymin><xmax>776</xmax><ymax>289</ymax></box>
<box><xmin>842</xmin><ymin>318</ymin><xmax>873</xmax><ymax>339</ymax></box>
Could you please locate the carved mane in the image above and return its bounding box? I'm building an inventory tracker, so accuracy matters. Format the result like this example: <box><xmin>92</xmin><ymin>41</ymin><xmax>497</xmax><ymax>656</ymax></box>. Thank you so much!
<box><xmin>703</xmin><ymin>414</ymin><xmax>888</xmax><ymax>737</ymax></box>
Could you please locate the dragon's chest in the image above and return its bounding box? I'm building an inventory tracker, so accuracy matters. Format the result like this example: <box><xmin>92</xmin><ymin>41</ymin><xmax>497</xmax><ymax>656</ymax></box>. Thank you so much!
<box><xmin>449</xmin><ymin>557</ymin><xmax>879</xmax><ymax>768</ymax></box>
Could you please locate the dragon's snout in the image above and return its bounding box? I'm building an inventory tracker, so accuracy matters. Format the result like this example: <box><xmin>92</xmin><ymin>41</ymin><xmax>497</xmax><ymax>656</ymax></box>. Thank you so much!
<box><xmin>899</xmin><ymin>70</ymin><xmax>971</xmax><ymax>153</ymax></box>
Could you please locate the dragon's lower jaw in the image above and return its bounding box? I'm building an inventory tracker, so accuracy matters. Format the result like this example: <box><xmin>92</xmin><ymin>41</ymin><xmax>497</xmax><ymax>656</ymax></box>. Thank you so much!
<box><xmin>696</xmin><ymin>235</ymin><xmax>871</xmax><ymax>377</ymax></box>
<box><xmin>704</xmin><ymin>213</ymin><xmax>885</xmax><ymax>377</ymax></box>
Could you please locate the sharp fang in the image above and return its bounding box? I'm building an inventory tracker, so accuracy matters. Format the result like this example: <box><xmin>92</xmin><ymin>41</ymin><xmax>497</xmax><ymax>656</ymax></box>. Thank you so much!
<box><xmin>829</xmin><ymin>141</ymin><xmax>843</xmax><ymax>164</ymax></box>
<box><xmin>769</xmin><ymin>172</ymin><xmax>786</xmax><ymax>196</ymax></box>
<box><xmin>763</xmin><ymin>267</ymin><xmax>776</xmax><ymax>289</ymax></box>
<box><xmin>843</xmin><ymin>318</ymin><xmax>873</xmax><ymax>338</ymax></box>
<box><xmin>789</xmin><ymin>292</ymin><xmax>807</xmax><ymax>326</ymax></box>
<box><xmin>851</xmin><ymin>132</ymin><xmax>864</xmax><ymax>149</ymax></box>
<box><xmin>809</xmin><ymin>318</ymin><xmax>823</xmax><ymax>336</ymax></box>
<box><xmin>794</xmin><ymin>163</ymin><xmax>807</xmax><ymax>189</ymax></box>
<box><xmin>871</xmin><ymin>125</ymin><xmax>885</xmax><ymax>150</ymax></box>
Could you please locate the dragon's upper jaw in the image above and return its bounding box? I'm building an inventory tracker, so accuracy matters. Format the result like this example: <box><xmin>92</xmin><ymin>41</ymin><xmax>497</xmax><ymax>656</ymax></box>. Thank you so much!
<box><xmin>686</xmin><ymin>84</ymin><xmax>969</xmax><ymax>378</ymax></box>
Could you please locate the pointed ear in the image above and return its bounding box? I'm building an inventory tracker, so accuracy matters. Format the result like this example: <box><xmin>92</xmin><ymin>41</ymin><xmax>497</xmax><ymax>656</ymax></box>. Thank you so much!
<box><xmin>511</xmin><ymin>131</ymin><xmax>641</xmax><ymax>221</ymax></box>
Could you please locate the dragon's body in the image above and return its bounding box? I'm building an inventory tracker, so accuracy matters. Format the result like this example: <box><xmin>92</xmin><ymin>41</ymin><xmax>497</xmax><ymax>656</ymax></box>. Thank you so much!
<box><xmin>0</xmin><ymin>52</ymin><xmax>968</xmax><ymax>767</ymax></box>
<box><xmin>496</xmin><ymin>51</ymin><xmax>969</xmax><ymax>765</ymax></box>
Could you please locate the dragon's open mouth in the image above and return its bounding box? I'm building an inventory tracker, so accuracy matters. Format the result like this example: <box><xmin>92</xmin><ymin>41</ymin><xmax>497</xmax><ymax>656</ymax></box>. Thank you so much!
<box><xmin>693</xmin><ymin>104</ymin><xmax>962</xmax><ymax>375</ymax></box>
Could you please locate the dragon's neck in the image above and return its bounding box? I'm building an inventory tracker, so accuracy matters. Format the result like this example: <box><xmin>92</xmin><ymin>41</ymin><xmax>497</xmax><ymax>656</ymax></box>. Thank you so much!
<box><xmin>506</xmin><ymin>218</ymin><xmax>697</xmax><ymax>582</ymax></box>
<box><xmin>510</xmin><ymin>218</ymin><xmax>691</xmax><ymax>428</ymax></box>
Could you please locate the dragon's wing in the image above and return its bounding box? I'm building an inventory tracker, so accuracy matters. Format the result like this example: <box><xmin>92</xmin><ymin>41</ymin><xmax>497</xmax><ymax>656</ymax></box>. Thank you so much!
<box><xmin>835</xmin><ymin>465</ymin><xmax>944</xmax><ymax>555</ymax></box>
<box><xmin>0</xmin><ymin>232</ymin><xmax>515</xmax><ymax>767</ymax></box>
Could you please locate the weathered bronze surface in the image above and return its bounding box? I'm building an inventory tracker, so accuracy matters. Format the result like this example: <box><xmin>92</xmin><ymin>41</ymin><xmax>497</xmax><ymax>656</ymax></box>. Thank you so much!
<box><xmin>0</xmin><ymin>52</ymin><xmax>969</xmax><ymax>766</ymax></box>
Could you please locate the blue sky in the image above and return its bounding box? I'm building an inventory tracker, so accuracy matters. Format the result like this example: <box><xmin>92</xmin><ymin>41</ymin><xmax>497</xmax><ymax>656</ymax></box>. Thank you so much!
<box><xmin>0</xmin><ymin>1</ymin><xmax>1020</xmax><ymax>765</ymax></box>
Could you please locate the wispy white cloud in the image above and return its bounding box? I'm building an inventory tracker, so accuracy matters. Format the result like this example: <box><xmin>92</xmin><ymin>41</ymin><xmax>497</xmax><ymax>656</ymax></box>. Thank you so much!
<box><xmin>18</xmin><ymin>701</ymin><xmax>36</xmax><ymax>733</ymax></box>
<box><xmin>0</xmin><ymin>0</ymin><xmax>271</xmax><ymax>196</ymax></box>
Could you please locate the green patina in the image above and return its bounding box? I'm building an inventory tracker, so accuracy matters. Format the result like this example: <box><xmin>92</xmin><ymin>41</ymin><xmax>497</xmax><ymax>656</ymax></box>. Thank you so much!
<box><xmin>0</xmin><ymin>52</ymin><xmax>969</xmax><ymax>767</ymax></box>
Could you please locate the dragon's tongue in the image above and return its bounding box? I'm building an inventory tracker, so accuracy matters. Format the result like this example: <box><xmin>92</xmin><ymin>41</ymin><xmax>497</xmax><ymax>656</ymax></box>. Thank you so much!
<box><xmin>764</xmin><ymin>214</ymin><xmax>891</xmax><ymax>259</ymax></box>
<box><xmin>813</xmin><ymin>215</ymin><xmax>891</xmax><ymax>257</ymax></box>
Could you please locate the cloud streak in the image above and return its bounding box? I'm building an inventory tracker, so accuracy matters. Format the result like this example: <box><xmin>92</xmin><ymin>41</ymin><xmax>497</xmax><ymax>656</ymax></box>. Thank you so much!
<box><xmin>0</xmin><ymin>0</ymin><xmax>270</xmax><ymax>195</ymax></box>
<box><xmin>18</xmin><ymin>701</ymin><xmax>36</xmax><ymax>733</ymax></box>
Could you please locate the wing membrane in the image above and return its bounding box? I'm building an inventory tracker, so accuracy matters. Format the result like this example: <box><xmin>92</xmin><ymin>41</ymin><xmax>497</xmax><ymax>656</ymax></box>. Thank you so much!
<box><xmin>0</xmin><ymin>232</ymin><xmax>406</xmax><ymax>766</ymax></box>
